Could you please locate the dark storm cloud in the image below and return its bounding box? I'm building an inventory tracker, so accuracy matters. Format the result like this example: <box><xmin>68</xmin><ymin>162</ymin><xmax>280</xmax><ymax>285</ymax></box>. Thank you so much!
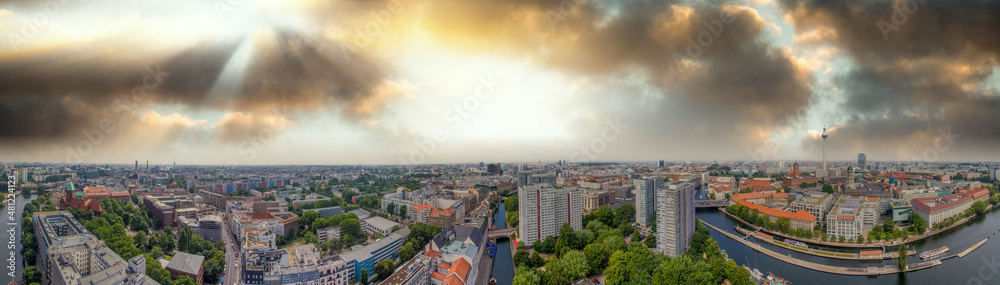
<box><xmin>780</xmin><ymin>0</ymin><xmax>1000</xmax><ymax>160</ymax></box>
<box><xmin>0</xmin><ymin>25</ymin><xmax>396</xmax><ymax>141</ymax></box>
<box><xmin>420</xmin><ymin>0</ymin><xmax>814</xmax><ymax>143</ymax></box>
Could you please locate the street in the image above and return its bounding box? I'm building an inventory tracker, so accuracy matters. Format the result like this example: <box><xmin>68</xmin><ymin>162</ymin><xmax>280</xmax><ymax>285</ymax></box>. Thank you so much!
<box><xmin>222</xmin><ymin>221</ymin><xmax>240</xmax><ymax>285</ymax></box>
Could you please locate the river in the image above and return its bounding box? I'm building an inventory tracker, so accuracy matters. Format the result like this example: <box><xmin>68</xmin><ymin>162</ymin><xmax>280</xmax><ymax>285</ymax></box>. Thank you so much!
<box><xmin>698</xmin><ymin>206</ymin><xmax>1000</xmax><ymax>285</ymax></box>
<box><xmin>492</xmin><ymin>203</ymin><xmax>514</xmax><ymax>285</ymax></box>
<box><xmin>1</xmin><ymin>193</ymin><xmax>39</xmax><ymax>284</ymax></box>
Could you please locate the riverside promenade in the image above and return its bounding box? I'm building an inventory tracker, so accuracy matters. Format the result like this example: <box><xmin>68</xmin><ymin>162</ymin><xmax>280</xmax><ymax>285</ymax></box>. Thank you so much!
<box><xmin>721</xmin><ymin>207</ymin><xmax>992</xmax><ymax>248</ymax></box>
<box><xmin>734</xmin><ymin>226</ymin><xmax>916</xmax><ymax>260</ymax></box>
<box><xmin>700</xmin><ymin>218</ymin><xmax>941</xmax><ymax>276</ymax></box>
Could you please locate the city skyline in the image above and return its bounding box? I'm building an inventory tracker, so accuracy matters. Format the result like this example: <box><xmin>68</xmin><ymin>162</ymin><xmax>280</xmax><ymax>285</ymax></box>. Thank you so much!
<box><xmin>2</xmin><ymin>1</ymin><xmax>998</xmax><ymax>164</ymax></box>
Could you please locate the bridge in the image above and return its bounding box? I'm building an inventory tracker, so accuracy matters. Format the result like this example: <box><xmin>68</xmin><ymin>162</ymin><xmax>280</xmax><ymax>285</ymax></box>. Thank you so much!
<box><xmin>488</xmin><ymin>228</ymin><xmax>516</xmax><ymax>239</ymax></box>
<box><xmin>695</xmin><ymin>200</ymin><xmax>730</xmax><ymax>208</ymax></box>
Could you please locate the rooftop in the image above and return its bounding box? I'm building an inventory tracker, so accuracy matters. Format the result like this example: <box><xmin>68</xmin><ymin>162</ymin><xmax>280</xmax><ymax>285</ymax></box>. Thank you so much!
<box><xmin>166</xmin><ymin>252</ymin><xmax>205</xmax><ymax>275</ymax></box>
<box><xmin>365</xmin><ymin>216</ymin><xmax>400</xmax><ymax>231</ymax></box>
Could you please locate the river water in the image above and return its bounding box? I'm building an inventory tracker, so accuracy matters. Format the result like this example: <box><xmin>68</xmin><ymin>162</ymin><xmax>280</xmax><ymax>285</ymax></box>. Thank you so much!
<box><xmin>1</xmin><ymin>193</ymin><xmax>38</xmax><ymax>284</ymax></box>
<box><xmin>698</xmin><ymin>206</ymin><xmax>1000</xmax><ymax>285</ymax></box>
<box><xmin>492</xmin><ymin>203</ymin><xmax>514</xmax><ymax>285</ymax></box>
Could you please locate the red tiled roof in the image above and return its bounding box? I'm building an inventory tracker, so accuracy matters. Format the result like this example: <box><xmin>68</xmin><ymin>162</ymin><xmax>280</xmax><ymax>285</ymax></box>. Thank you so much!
<box><xmin>425</xmin><ymin>250</ymin><xmax>441</xmax><ymax>259</ymax></box>
<box><xmin>430</xmin><ymin>207</ymin><xmax>456</xmax><ymax>218</ymax></box>
<box><xmin>62</xmin><ymin>195</ymin><xmax>103</xmax><ymax>214</ymax></box>
<box><xmin>959</xmin><ymin>188</ymin><xmax>989</xmax><ymax>199</ymax></box>
<box><xmin>860</xmin><ymin>250</ymin><xmax>882</xmax><ymax>256</ymax></box>
<box><xmin>911</xmin><ymin>193</ymin><xmax>973</xmax><ymax>213</ymax></box>
<box><xmin>732</xmin><ymin>193</ymin><xmax>815</xmax><ymax>222</ymax></box>
<box><xmin>430</xmin><ymin>272</ymin><xmax>446</xmax><ymax>281</ymax></box>
<box><xmin>440</xmin><ymin>258</ymin><xmax>472</xmax><ymax>285</ymax></box>
<box><xmin>252</xmin><ymin>212</ymin><xmax>273</xmax><ymax>219</ymax></box>
<box><xmin>730</xmin><ymin>193</ymin><xmax>788</xmax><ymax>201</ymax></box>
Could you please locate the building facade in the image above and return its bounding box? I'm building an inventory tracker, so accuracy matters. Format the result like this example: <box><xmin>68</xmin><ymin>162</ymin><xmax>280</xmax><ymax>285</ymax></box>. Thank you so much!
<box><xmin>911</xmin><ymin>193</ymin><xmax>974</xmax><ymax>227</ymax></box>
<box><xmin>518</xmin><ymin>184</ymin><xmax>583</xmax><ymax>245</ymax></box>
<box><xmin>825</xmin><ymin>196</ymin><xmax>879</xmax><ymax>239</ymax></box>
<box><xmin>787</xmin><ymin>192</ymin><xmax>834</xmax><ymax>221</ymax></box>
<box><xmin>634</xmin><ymin>176</ymin><xmax>661</xmax><ymax>227</ymax></box>
<box><xmin>656</xmin><ymin>182</ymin><xmax>695</xmax><ymax>257</ymax></box>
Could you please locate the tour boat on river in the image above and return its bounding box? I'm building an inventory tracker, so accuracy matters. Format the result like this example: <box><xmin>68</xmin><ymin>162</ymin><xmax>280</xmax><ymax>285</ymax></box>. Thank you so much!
<box><xmin>920</xmin><ymin>246</ymin><xmax>949</xmax><ymax>259</ymax></box>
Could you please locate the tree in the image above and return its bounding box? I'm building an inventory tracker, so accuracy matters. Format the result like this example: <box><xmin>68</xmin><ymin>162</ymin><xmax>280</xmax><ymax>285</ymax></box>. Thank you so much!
<box><xmin>513</xmin><ymin>266</ymin><xmax>541</xmax><ymax>285</ymax></box>
<box><xmin>725</xmin><ymin>260</ymin><xmax>755</xmax><ymax>285</ymax></box>
<box><xmin>822</xmin><ymin>184</ymin><xmax>835</xmax><ymax>194</ymax></box>
<box><xmin>134</xmin><ymin>231</ymin><xmax>149</xmax><ymax>250</ymax></box>
<box><xmin>23</xmin><ymin>266</ymin><xmax>41</xmax><ymax>284</ymax></box>
<box><xmin>375</xmin><ymin>259</ymin><xmax>395</xmax><ymax>281</ymax></box>
<box><xmin>205</xmin><ymin>251</ymin><xmax>226</xmax><ymax>284</ymax></box>
<box><xmin>176</xmin><ymin>275</ymin><xmax>197</xmax><ymax>285</ymax></box>
<box><xmin>654</xmin><ymin>255</ymin><xmax>716</xmax><ymax>285</ymax></box>
<box><xmin>387</xmin><ymin>202</ymin><xmax>396</xmax><ymax>216</ymax></box>
<box><xmin>555</xmin><ymin>223</ymin><xmax>576</xmax><ymax>257</ymax></box>
<box><xmin>605</xmin><ymin>243</ymin><xmax>656</xmax><ymax>284</ymax></box>
<box><xmin>533</xmin><ymin>236</ymin><xmax>556</xmax><ymax>253</ymax></box>
<box><xmin>909</xmin><ymin>212</ymin><xmax>927</xmax><ymax>234</ymax></box>
<box><xmin>340</xmin><ymin>218</ymin><xmax>363</xmax><ymax>239</ymax></box>
<box><xmin>130</xmin><ymin>215</ymin><xmax>149</xmax><ymax>232</ymax></box>
<box><xmin>504</xmin><ymin>196</ymin><xmax>519</xmax><ymax>212</ymax></box>
<box><xmin>150</xmin><ymin>246</ymin><xmax>165</xmax><ymax>259</ymax></box>
<box><xmin>645</xmin><ymin>234</ymin><xmax>656</xmax><ymax>248</ymax></box>
<box><xmin>159</xmin><ymin>230</ymin><xmax>175</xmax><ymax>252</ymax></box>
<box><xmin>972</xmin><ymin>200</ymin><xmax>988</xmax><ymax>215</ymax></box>
<box><xmin>613</xmin><ymin>204</ymin><xmax>635</xmax><ymax>225</ymax></box>
<box><xmin>178</xmin><ymin>226</ymin><xmax>193</xmax><ymax>253</ymax></box>
<box><xmin>399</xmin><ymin>205</ymin><xmax>407</xmax><ymax>219</ymax></box>
<box><xmin>561</xmin><ymin>250</ymin><xmax>589</xmax><ymax>281</ymax></box>
<box><xmin>530</xmin><ymin>251</ymin><xmax>544</xmax><ymax>268</ymax></box>
<box><xmin>360</xmin><ymin>269</ymin><xmax>370</xmax><ymax>285</ymax></box>
<box><xmin>898</xmin><ymin>243</ymin><xmax>908</xmax><ymax>270</ymax></box>
<box><xmin>301</xmin><ymin>211</ymin><xmax>320</xmax><ymax>229</ymax></box>
<box><xmin>399</xmin><ymin>242</ymin><xmax>417</xmax><ymax>263</ymax></box>
<box><xmin>513</xmin><ymin>249</ymin><xmax>530</xmax><ymax>267</ymax></box>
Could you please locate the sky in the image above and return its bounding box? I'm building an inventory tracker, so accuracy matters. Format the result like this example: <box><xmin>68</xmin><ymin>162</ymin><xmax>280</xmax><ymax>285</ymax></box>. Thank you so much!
<box><xmin>0</xmin><ymin>0</ymin><xmax>998</xmax><ymax>165</ymax></box>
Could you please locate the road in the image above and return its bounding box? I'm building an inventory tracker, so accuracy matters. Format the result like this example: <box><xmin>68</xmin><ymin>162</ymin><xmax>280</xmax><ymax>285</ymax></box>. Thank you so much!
<box><xmin>222</xmin><ymin>221</ymin><xmax>240</xmax><ymax>285</ymax></box>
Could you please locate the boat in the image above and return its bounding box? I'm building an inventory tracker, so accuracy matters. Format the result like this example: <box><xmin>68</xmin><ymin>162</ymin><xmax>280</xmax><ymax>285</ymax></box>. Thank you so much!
<box><xmin>766</xmin><ymin>272</ymin><xmax>791</xmax><ymax>285</ymax></box>
<box><xmin>751</xmin><ymin>268</ymin><xmax>764</xmax><ymax>281</ymax></box>
<box><xmin>489</xmin><ymin>276</ymin><xmax>497</xmax><ymax>285</ymax></box>
<box><xmin>742</xmin><ymin>265</ymin><xmax>761</xmax><ymax>281</ymax></box>
<box><xmin>920</xmin><ymin>246</ymin><xmax>949</xmax><ymax>259</ymax></box>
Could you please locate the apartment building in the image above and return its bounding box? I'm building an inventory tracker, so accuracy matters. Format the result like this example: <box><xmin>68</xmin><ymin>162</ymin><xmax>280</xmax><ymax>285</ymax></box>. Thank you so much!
<box><xmin>410</xmin><ymin>204</ymin><xmax>433</xmax><ymax>224</ymax></box>
<box><xmin>787</xmin><ymin>192</ymin><xmax>835</xmax><ymax>221</ymax></box>
<box><xmin>656</xmin><ymin>182</ymin><xmax>695</xmax><ymax>257</ymax></box>
<box><xmin>825</xmin><ymin>196</ymin><xmax>879</xmax><ymax>239</ymax></box>
<box><xmin>634</xmin><ymin>176</ymin><xmax>662</xmax><ymax>227</ymax></box>
<box><xmin>911</xmin><ymin>193</ymin><xmax>975</xmax><ymax>227</ymax></box>
<box><xmin>518</xmin><ymin>184</ymin><xmax>583</xmax><ymax>245</ymax></box>
<box><xmin>582</xmin><ymin>190</ymin><xmax>615</xmax><ymax>213</ymax></box>
<box><xmin>33</xmin><ymin>211</ymin><xmax>158</xmax><ymax>285</ymax></box>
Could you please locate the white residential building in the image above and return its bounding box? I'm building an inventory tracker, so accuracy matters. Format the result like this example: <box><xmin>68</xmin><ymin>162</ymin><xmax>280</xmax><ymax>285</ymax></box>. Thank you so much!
<box><xmin>825</xmin><ymin>196</ymin><xmax>879</xmax><ymax>239</ymax></box>
<box><xmin>788</xmin><ymin>192</ymin><xmax>835</xmax><ymax>221</ymax></box>
<box><xmin>519</xmin><ymin>184</ymin><xmax>583</xmax><ymax>245</ymax></box>
<box><xmin>656</xmin><ymin>182</ymin><xmax>695</xmax><ymax>257</ymax></box>
<box><xmin>634</xmin><ymin>176</ymin><xmax>662</xmax><ymax>227</ymax></box>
